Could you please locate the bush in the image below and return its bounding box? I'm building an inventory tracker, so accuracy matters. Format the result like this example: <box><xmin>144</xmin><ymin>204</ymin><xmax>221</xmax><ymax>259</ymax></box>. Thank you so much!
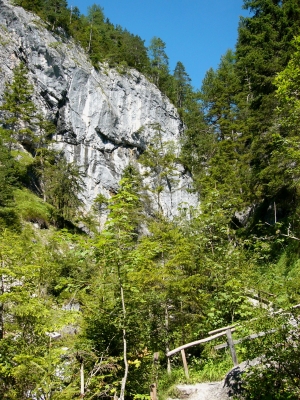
<box><xmin>237</xmin><ymin>313</ymin><xmax>300</xmax><ymax>400</ymax></box>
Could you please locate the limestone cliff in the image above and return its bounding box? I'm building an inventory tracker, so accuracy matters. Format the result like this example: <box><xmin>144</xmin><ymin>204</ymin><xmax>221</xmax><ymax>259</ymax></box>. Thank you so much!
<box><xmin>0</xmin><ymin>0</ymin><xmax>197</xmax><ymax>216</ymax></box>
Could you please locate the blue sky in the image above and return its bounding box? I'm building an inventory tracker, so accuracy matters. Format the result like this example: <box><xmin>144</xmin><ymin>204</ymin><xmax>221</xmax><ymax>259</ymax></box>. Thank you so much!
<box><xmin>70</xmin><ymin>0</ymin><xmax>249</xmax><ymax>90</ymax></box>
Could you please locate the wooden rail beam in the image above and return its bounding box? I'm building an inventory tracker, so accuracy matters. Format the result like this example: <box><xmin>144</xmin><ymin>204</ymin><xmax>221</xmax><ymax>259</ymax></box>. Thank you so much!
<box><xmin>214</xmin><ymin>329</ymin><xmax>276</xmax><ymax>350</ymax></box>
<box><xmin>209</xmin><ymin>324</ymin><xmax>237</xmax><ymax>335</ymax></box>
<box><xmin>167</xmin><ymin>329</ymin><xmax>235</xmax><ymax>357</ymax></box>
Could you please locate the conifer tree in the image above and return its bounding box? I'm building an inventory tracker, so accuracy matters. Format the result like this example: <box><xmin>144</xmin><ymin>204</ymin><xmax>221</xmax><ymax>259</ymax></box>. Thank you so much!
<box><xmin>13</xmin><ymin>0</ymin><xmax>43</xmax><ymax>12</ymax></box>
<box><xmin>43</xmin><ymin>155</ymin><xmax>84</xmax><ymax>221</ymax></box>
<box><xmin>44</xmin><ymin>0</ymin><xmax>69</xmax><ymax>31</ymax></box>
<box><xmin>139</xmin><ymin>125</ymin><xmax>179</xmax><ymax>214</ymax></box>
<box><xmin>86</xmin><ymin>4</ymin><xmax>105</xmax><ymax>58</ymax></box>
<box><xmin>90</xmin><ymin>170</ymin><xmax>143</xmax><ymax>400</ymax></box>
<box><xmin>0</xmin><ymin>62</ymin><xmax>36</xmax><ymax>150</ymax></box>
<box><xmin>236</xmin><ymin>0</ymin><xmax>300</xmax><ymax>132</ymax></box>
<box><xmin>201</xmin><ymin>50</ymin><xmax>240</xmax><ymax>140</ymax></box>
<box><xmin>249</xmin><ymin>35</ymin><xmax>300</xmax><ymax>228</ymax></box>
<box><xmin>0</xmin><ymin>138</ymin><xmax>16</xmax><ymax>208</ymax></box>
<box><xmin>173</xmin><ymin>61</ymin><xmax>192</xmax><ymax>109</ymax></box>
<box><xmin>148</xmin><ymin>37</ymin><xmax>169</xmax><ymax>89</ymax></box>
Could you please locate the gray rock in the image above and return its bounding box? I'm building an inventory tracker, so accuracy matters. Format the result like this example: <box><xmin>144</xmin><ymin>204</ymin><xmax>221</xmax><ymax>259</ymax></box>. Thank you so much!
<box><xmin>0</xmin><ymin>0</ymin><xmax>198</xmax><ymax>217</ymax></box>
<box><xmin>172</xmin><ymin>359</ymin><xmax>262</xmax><ymax>400</ymax></box>
<box><xmin>173</xmin><ymin>381</ymin><xmax>228</xmax><ymax>400</ymax></box>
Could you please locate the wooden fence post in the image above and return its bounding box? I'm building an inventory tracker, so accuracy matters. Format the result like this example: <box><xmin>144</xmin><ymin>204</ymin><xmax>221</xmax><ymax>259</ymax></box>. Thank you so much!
<box><xmin>167</xmin><ymin>356</ymin><xmax>171</xmax><ymax>375</ymax></box>
<box><xmin>226</xmin><ymin>329</ymin><xmax>238</xmax><ymax>367</ymax></box>
<box><xmin>150</xmin><ymin>383</ymin><xmax>157</xmax><ymax>400</ymax></box>
<box><xmin>181</xmin><ymin>349</ymin><xmax>189</xmax><ymax>379</ymax></box>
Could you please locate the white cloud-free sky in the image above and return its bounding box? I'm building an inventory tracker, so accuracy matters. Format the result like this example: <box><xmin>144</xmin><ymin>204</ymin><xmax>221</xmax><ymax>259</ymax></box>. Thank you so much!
<box><xmin>70</xmin><ymin>0</ymin><xmax>249</xmax><ymax>90</ymax></box>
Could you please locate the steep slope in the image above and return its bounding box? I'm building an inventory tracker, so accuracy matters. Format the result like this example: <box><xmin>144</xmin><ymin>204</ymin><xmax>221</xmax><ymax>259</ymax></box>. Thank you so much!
<box><xmin>0</xmin><ymin>0</ymin><xmax>197</xmax><ymax>216</ymax></box>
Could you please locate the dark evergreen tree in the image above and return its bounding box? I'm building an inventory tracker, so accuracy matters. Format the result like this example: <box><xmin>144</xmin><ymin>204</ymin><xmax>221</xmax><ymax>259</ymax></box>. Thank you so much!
<box><xmin>86</xmin><ymin>3</ymin><xmax>105</xmax><ymax>58</ymax></box>
<box><xmin>13</xmin><ymin>0</ymin><xmax>43</xmax><ymax>12</ymax></box>
<box><xmin>0</xmin><ymin>137</ymin><xmax>16</xmax><ymax>207</ymax></box>
<box><xmin>173</xmin><ymin>61</ymin><xmax>192</xmax><ymax>109</ymax></box>
<box><xmin>44</xmin><ymin>0</ymin><xmax>69</xmax><ymax>31</ymax></box>
<box><xmin>236</xmin><ymin>0</ymin><xmax>300</xmax><ymax>132</ymax></box>
<box><xmin>148</xmin><ymin>37</ymin><xmax>170</xmax><ymax>89</ymax></box>
<box><xmin>119</xmin><ymin>31</ymin><xmax>150</xmax><ymax>71</ymax></box>
<box><xmin>201</xmin><ymin>50</ymin><xmax>241</xmax><ymax>140</ymax></box>
<box><xmin>43</xmin><ymin>155</ymin><xmax>84</xmax><ymax>221</ymax></box>
<box><xmin>233</xmin><ymin>0</ymin><xmax>300</xmax><ymax>222</ymax></box>
<box><xmin>0</xmin><ymin>62</ymin><xmax>36</xmax><ymax>149</ymax></box>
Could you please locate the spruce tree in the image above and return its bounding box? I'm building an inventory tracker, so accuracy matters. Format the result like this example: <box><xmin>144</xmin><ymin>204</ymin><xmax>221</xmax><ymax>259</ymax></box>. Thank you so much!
<box><xmin>201</xmin><ymin>50</ymin><xmax>241</xmax><ymax>140</ymax></box>
<box><xmin>148</xmin><ymin>37</ymin><xmax>170</xmax><ymax>89</ymax></box>
<box><xmin>44</xmin><ymin>0</ymin><xmax>69</xmax><ymax>31</ymax></box>
<box><xmin>173</xmin><ymin>61</ymin><xmax>192</xmax><ymax>109</ymax></box>
<box><xmin>236</xmin><ymin>0</ymin><xmax>300</xmax><ymax>132</ymax></box>
<box><xmin>0</xmin><ymin>62</ymin><xmax>36</xmax><ymax>150</ymax></box>
<box><xmin>43</xmin><ymin>155</ymin><xmax>84</xmax><ymax>221</ymax></box>
<box><xmin>0</xmin><ymin>137</ymin><xmax>16</xmax><ymax>207</ymax></box>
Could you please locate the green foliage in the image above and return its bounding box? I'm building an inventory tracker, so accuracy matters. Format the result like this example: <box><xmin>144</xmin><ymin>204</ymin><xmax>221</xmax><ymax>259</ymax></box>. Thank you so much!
<box><xmin>42</xmin><ymin>154</ymin><xmax>85</xmax><ymax>221</ymax></box>
<box><xmin>0</xmin><ymin>137</ymin><xmax>17</xmax><ymax>207</ymax></box>
<box><xmin>14</xmin><ymin>188</ymin><xmax>53</xmax><ymax>227</ymax></box>
<box><xmin>139</xmin><ymin>126</ymin><xmax>179</xmax><ymax>213</ymax></box>
<box><xmin>201</xmin><ymin>50</ymin><xmax>241</xmax><ymax>140</ymax></box>
<box><xmin>0</xmin><ymin>229</ymin><xmax>78</xmax><ymax>398</ymax></box>
<box><xmin>82</xmin><ymin>172</ymin><xmax>147</xmax><ymax>398</ymax></box>
<box><xmin>44</xmin><ymin>0</ymin><xmax>69</xmax><ymax>31</ymax></box>
<box><xmin>0</xmin><ymin>62</ymin><xmax>36</xmax><ymax>150</ymax></box>
<box><xmin>173</xmin><ymin>61</ymin><xmax>192</xmax><ymax>109</ymax></box>
<box><xmin>237</xmin><ymin>313</ymin><xmax>300</xmax><ymax>399</ymax></box>
<box><xmin>148</xmin><ymin>37</ymin><xmax>170</xmax><ymax>91</ymax></box>
<box><xmin>4</xmin><ymin>0</ymin><xmax>300</xmax><ymax>397</ymax></box>
<box><xmin>13</xmin><ymin>0</ymin><xmax>43</xmax><ymax>12</ymax></box>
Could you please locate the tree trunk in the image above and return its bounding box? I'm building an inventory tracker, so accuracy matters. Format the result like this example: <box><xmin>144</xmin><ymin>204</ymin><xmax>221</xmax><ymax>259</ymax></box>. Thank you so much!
<box><xmin>0</xmin><ymin>272</ymin><xmax>4</xmax><ymax>339</ymax></box>
<box><xmin>119</xmin><ymin>283</ymin><xmax>128</xmax><ymax>400</ymax></box>
<box><xmin>80</xmin><ymin>362</ymin><xmax>85</xmax><ymax>398</ymax></box>
<box><xmin>88</xmin><ymin>26</ymin><xmax>93</xmax><ymax>53</ymax></box>
<box><xmin>165</xmin><ymin>304</ymin><xmax>171</xmax><ymax>374</ymax></box>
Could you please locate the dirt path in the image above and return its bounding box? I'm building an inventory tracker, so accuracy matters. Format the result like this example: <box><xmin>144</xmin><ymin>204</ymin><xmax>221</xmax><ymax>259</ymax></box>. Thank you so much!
<box><xmin>175</xmin><ymin>381</ymin><xmax>228</xmax><ymax>400</ymax></box>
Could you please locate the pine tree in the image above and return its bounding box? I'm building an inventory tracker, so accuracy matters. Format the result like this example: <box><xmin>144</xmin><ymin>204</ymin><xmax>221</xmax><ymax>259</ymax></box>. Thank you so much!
<box><xmin>13</xmin><ymin>0</ymin><xmax>43</xmax><ymax>12</ymax></box>
<box><xmin>201</xmin><ymin>50</ymin><xmax>241</xmax><ymax>140</ymax></box>
<box><xmin>173</xmin><ymin>61</ymin><xmax>192</xmax><ymax>109</ymax></box>
<box><xmin>139</xmin><ymin>125</ymin><xmax>179</xmax><ymax>214</ymax></box>
<box><xmin>90</xmin><ymin>172</ymin><xmax>143</xmax><ymax>400</ymax></box>
<box><xmin>249</xmin><ymin>35</ymin><xmax>300</xmax><ymax>228</ymax></box>
<box><xmin>43</xmin><ymin>155</ymin><xmax>84</xmax><ymax>221</ymax></box>
<box><xmin>0</xmin><ymin>62</ymin><xmax>36</xmax><ymax>150</ymax></box>
<box><xmin>0</xmin><ymin>137</ymin><xmax>17</xmax><ymax>208</ymax></box>
<box><xmin>148</xmin><ymin>37</ymin><xmax>169</xmax><ymax>89</ymax></box>
<box><xmin>236</xmin><ymin>0</ymin><xmax>300</xmax><ymax>132</ymax></box>
<box><xmin>44</xmin><ymin>0</ymin><xmax>69</xmax><ymax>31</ymax></box>
<box><xmin>86</xmin><ymin>4</ymin><xmax>105</xmax><ymax>60</ymax></box>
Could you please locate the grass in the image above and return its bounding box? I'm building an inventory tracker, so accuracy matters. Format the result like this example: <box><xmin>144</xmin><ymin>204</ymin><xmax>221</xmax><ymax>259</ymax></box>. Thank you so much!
<box><xmin>189</xmin><ymin>357</ymin><xmax>233</xmax><ymax>382</ymax></box>
<box><xmin>11</xmin><ymin>149</ymin><xmax>33</xmax><ymax>167</ymax></box>
<box><xmin>14</xmin><ymin>188</ymin><xmax>54</xmax><ymax>227</ymax></box>
<box><xmin>158</xmin><ymin>354</ymin><xmax>233</xmax><ymax>400</ymax></box>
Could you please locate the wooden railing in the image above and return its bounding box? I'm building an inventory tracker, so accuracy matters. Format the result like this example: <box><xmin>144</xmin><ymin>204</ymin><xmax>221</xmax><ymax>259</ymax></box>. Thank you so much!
<box><xmin>166</xmin><ymin>303</ymin><xmax>300</xmax><ymax>379</ymax></box>
<box><xmin>166</xmin><ymin>325</ymin><xmax>237</xmax><ymax>379</ymax></box>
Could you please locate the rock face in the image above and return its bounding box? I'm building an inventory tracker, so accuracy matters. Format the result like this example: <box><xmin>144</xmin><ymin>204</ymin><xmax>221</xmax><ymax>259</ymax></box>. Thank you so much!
<box><xmin>0</xmin><ymin>0</ymin><xmax>197</xmax><ymax>216</ymax></box>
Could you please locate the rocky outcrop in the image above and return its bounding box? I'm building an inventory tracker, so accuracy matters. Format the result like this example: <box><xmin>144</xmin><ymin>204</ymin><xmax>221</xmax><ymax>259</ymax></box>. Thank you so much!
<box><xmin>0</xmin><ymin>0</ymin><xmax>197</xmax><ymax>216</ymax></box>
<box><xmin>170</xmin><ymin>359</ymin><xmax>261</xmax><ymax>400</ymax></box>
